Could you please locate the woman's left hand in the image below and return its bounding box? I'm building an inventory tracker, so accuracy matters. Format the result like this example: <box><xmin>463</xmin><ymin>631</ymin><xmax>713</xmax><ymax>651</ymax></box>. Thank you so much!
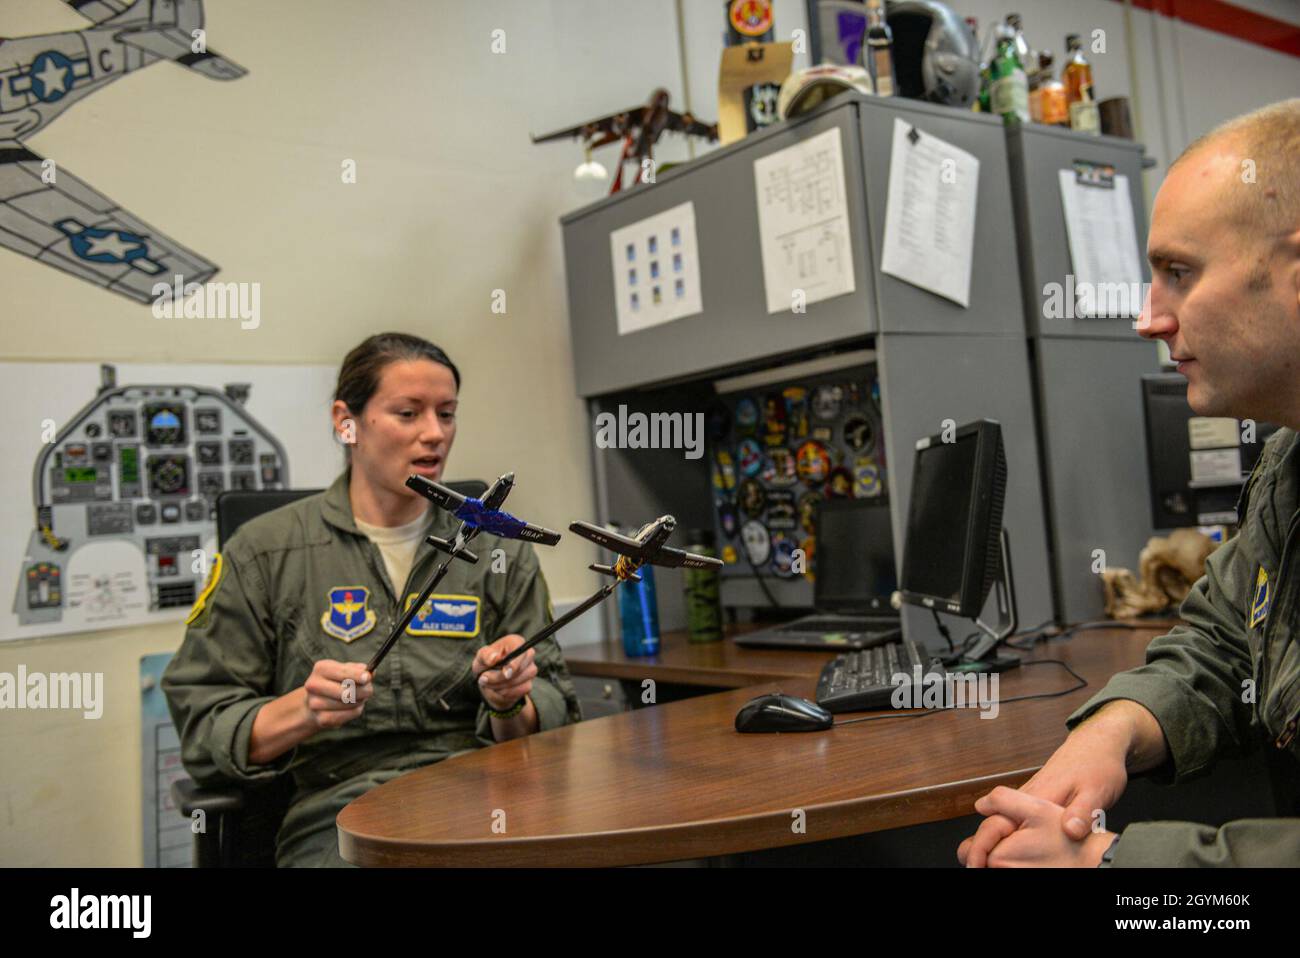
<box><xmin>473</xmin><ymin>635</ymin><xmax>536</xmax><ymax>712</ymax></box>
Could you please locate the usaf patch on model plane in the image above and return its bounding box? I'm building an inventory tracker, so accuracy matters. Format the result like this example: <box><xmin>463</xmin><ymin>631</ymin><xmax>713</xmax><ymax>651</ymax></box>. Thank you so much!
<box><xmin>0</xmin><ymin>0</ymin><xmax>245</xmax><ymax>303</ymax></box>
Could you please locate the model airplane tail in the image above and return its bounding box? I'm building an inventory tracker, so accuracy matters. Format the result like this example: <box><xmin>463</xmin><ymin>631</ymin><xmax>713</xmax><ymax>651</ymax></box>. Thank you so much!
<box><xmin>590</xmin><ymin>563</ymin><xmax>640</xmax><ymax>582</ymax></box>
<box><xmin>112</xmin><ymin>0</ymin><xmax>247</xmax><ymax>79</ymax></box>
<box><xmin>426</xmin><ymin>535</ymin><xmax>478</xmax><ymax>564</ymax></box>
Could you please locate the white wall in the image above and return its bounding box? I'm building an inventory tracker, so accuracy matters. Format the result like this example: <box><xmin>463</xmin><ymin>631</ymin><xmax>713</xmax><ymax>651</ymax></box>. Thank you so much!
<box><xmin>0</xmin><ymin>0</ymin><xmax>1295</xmax><ymax>866</ymax></box>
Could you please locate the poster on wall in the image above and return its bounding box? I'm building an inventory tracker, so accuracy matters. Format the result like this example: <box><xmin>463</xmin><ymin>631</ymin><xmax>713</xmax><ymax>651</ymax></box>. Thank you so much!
<box><xmin>1</xmin><ymin>362</ymin><xmax>342</xmax><ymax>642</ymax></box>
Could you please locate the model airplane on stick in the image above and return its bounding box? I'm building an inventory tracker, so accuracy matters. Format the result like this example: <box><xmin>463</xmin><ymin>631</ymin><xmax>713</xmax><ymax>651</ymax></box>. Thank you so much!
<box><xmin>490</xmin><ymin>514</ymin><xmax>723</xmax><ymax>673</ymax></box>
<box><xmin>530</xmin><ymin>88</ymin><xmax>718</xmax><ymax>194</ymax></box>
<box><xmin>366</xmin><ymin>472</ymin><xmax>561</xmax><ymax>673</ymax></box>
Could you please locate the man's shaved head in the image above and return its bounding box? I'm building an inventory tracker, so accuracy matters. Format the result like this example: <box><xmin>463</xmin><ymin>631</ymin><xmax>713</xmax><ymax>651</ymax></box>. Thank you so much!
<box><xmin>1140</xmin><ymin>98</ymin><xmax>1300</xmax><ymax>427</ymax></box>
<box><xmin>1169</xmin><ymin>98</ymin><xmax>1300</xmax><ymax>240</ymax></box>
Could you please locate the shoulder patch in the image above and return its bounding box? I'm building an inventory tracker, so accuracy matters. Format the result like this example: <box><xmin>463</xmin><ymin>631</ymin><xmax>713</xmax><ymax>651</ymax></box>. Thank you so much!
<box><xmin>322</xmin><ymin>586</ymin><xmax>377</xmax><ymax>642</ymax></box>
<box><xmin>185</xmin><ymin>552</ymin><xmax>224</xmax><ymax>625</ymax></box>
<box><xmin>405</xmin><ymin>593</ymin><xmax>481</xmax><ymax>638</ymax></box>
<box><xmin>1250</xmin><ymin>566</ymin><xmax>1271</xmax><ymax>629</ymax></box>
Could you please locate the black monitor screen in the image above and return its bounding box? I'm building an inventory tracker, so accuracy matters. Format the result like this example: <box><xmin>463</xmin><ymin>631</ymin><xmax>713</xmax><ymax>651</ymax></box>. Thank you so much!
<box><xmin>815</xmin><ymin>499</ymin><xmax>896</xmax><ymax>612</ymax></box>
<box><xmin>900</xmin><ymin>434</ymin><xmax>978</xmax><ymax>604</ymax></box>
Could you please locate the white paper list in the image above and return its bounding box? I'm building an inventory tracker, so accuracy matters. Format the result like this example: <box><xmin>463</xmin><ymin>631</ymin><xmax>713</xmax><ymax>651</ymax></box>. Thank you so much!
<box><xmin>879</xmin><ymin>117</ymin><xmax>980</xmax><ymax>308</ymax></box>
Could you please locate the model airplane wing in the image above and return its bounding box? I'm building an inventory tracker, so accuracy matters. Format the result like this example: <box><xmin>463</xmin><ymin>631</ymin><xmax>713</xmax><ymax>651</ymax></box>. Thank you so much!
<box><xmin>530</xmin><ymin>107</ymin><xmax>642</xmax><ymax>144</ymax></box>
<box><xmin>568</xmin><ymin>520</ymin><xmax>646</xmax><ymax>557</ymax></box>
<box><xmin>405</xmin><ymin>475</ymin><xmax>467</xmax><ymax>512</ymax></box>
<box><xmin>0</xmin><ymin>141</ymin><xmax>218</xmax><ymax>303</ymax></box>
<box><xmin>664</xmin><ymin>111</ymin><xmax>718</xmax><ymax>140</ymax></box>
<box><xmin>652</xmin><ymin>545</ymin><xmax>725</xmax><ymax>569</ymax></box>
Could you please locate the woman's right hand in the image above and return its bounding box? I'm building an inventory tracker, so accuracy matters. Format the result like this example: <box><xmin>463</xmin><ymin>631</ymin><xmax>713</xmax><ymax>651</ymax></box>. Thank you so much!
<box><xmin>303</xmin><ymin>660</ymin><xmax>373</xmax><ymax>730</ymax></box>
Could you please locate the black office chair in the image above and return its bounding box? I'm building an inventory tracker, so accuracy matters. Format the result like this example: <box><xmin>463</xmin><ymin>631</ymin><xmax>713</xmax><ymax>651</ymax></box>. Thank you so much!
<box><xmin>170</xmin><ymin>480</ymin><xmax>487</xmax><ymax>867</ymax></box>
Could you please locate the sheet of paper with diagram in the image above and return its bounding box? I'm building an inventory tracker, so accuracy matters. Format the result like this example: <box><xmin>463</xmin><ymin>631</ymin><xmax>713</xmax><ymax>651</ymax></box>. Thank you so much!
<box><xmin>879</xmin><ymin>118</ymin><xmax>980</xmax><ymax>308</ymax></box>
<box><xmin>753</xmin><ymin>126</ymin><xmax>857</xmax><ymax>314</ymax></box>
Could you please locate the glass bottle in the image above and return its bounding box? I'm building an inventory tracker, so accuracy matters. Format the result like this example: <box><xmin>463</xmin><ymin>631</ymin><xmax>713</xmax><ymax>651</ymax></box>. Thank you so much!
<box><xmin>989</xmin><ymin>24</ymin><xmax>1029</xmax><ymax>126</ymax></box>
<box><xmin>1064</xmin><ymin>34</ymin><xmax>1101</xmax><ymax>135</ymax></box>
<box><xmin>1036</xmin><ymin>52</ymin><xmax>1068</xmax><ymax>125</ymax></box>
<box><xmin>864</xmin><ymin>0</ymin><xmax>896</xmax><ymax>97</ymax></box>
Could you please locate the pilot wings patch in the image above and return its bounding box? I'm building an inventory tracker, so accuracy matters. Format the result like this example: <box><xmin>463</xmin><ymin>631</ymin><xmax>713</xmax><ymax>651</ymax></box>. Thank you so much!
<box><xmin>405</xmin><ymin>593</ymin><xmax>481</xmax><ymax>638</ymax></box>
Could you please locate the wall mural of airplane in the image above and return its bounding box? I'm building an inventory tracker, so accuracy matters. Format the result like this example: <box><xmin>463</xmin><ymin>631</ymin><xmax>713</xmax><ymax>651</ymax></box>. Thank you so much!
<box><xmin>0</xmin><ymin>0</ymin><xmax>245</xmax><ymax>304</ymax></box>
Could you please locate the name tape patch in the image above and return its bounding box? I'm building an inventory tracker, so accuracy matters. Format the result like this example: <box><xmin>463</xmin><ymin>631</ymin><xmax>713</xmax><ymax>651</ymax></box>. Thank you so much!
<box><xmin>405</xmin><ymin>593</ymin><xmax>481</xmax><ymax>638</ymax></box>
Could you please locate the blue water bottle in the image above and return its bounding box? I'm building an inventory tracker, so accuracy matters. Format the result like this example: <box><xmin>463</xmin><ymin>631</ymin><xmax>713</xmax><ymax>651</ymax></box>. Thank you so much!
<box><xmin>618</xmin><ymin>561</ymin><xmax>661</xmax><ymax>657</ymax></box>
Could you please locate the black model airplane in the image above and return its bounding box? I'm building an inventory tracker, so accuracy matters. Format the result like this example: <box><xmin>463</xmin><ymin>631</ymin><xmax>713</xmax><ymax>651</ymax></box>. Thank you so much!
<box><xmin>531</xmin><ymin>88</ymin><xmax>718</xmax><ymax>194</ymax></box>
<box><xmin>489</xmin><ymin>514</ymin><xmax>722</xmax><ymax>674</ymax></box>
<box><xmin>366</xmin><ymin>471</ymin><xmax>561</xmax><ymax>673</ymax></box>
<box><xmin>570</xmin><ymin>515</ymin><xmax>723</xmax><ymax>580</ymax></box>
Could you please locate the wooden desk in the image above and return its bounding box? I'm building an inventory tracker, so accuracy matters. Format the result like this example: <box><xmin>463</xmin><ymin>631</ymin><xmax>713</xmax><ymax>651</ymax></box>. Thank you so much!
<box><xmin>338</xmin><ymin>625</ymin><xmax>1162</xmax><ymax>866</ymax></box>
<box><xmin>562</xmin><ymin>625</ymin><xmax>829</xmax><ymax>687</ymax></box>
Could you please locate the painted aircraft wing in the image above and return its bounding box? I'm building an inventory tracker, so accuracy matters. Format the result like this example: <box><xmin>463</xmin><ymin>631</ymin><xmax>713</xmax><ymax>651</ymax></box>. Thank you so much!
<box><xmin>114</xmin><ymin>28</ymin><xmax>247</xmax><ymax>80</ymax></box>
<box><xmin>664</xmin><ymin>110</ymin><xmax>718</xmax><ymax>141</ymax></box>
<box><xmin>651</xmin><ymin>545</ymin><xmax>724</xmax><ymax>569</ymax></box>
<box><xmin>514</xmin><ymin>519</ymin><xmax>562</xmax><ymax>547</ymax></box>
<box><xmin>62</xmin><ymin>0</ymin><xmax>137</xmax><ymax>24</ymax></box>
<box><xmin>530</xmin><ymin>107</ymin><xmax>642</xmax><ymax>144</ymax></box>
<box><xmin>568</xmin><ymin>520</ymin><xmax>645</xmax><ymax>558</ymax></box>
<box><xmin>405</xmin><ymin>475</ymin><xmax>468</xmax><ymax>512</ymax></box>
<box><xmin>0</xmin><ymin>141</ymin><xmax>218</xmax><ymax>304</ymax></box>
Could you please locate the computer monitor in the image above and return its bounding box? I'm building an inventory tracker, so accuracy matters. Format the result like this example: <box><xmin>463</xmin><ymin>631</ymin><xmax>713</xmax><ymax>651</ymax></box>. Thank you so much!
<box><xmin>898</xmin><ymin>419</ymin><xmax>1008</xmax><ymax>620</ymax></box>
<box><xmin>814</xmin><ymin>498</ymin><xmax>897</xmax><ymax>614</ymax></box>
<box><xmin>1141</xmin><ymin>374</ymin><xmax>1277</xmax><ymax>529</ymax></box>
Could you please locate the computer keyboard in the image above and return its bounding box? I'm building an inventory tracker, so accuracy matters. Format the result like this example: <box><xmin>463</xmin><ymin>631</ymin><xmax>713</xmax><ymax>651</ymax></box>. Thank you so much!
<box><xmin>815</xmin><ymin>639</ymin><xmax>945</xmax><ymax>713</ymax></box>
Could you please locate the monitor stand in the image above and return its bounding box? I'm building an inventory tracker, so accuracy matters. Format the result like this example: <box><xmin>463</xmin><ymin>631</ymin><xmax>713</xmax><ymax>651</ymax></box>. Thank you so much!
<box><xmin>950</xmin><ymin>527</ymin><xmax>1021</xmax><ymax>674</ymax></box>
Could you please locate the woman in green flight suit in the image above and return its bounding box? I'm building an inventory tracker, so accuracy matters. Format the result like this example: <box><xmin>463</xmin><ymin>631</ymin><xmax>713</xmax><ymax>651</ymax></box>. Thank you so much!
<box><xmin>162</xmin><ymin>332</ymin><xmax>582</xmax><ymax>866</ymax></box>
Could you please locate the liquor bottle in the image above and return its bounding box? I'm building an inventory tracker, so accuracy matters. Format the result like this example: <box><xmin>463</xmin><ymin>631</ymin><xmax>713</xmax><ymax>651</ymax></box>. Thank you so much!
<box><xmin>989</xmin><ymin>24</ymin><xmax>1029</xmax><ymax>125</ymax></box>
<box><xmin>864</xmin><ymin>0</ymin><xmax>896</xmax><ymax>97</ymax></box>
<box><xmin>1036</xmin><ymin>52</ymin><xmax>1069</xmax><ymax>125</ymax></box>
<box><xmin>966</xmin><ymin>17</ymin><xmax>988</xmax><ymax>112</ymax></box>
<box><xmin>1005</xmin><ymin>13</ymin><xmax>1035</xmax><ymax>79</ymax></box>
<box><xmin>1064</xmin><ymin>33</ymin><xmax>1101</xmax><ymax>135</ymax></box>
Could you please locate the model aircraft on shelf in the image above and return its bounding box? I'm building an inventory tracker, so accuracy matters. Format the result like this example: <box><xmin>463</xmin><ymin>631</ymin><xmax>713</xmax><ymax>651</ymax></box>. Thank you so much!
<box><xmin>530</xmin><ymin>88</ymin><xmax>718</xmax><ymax>194</ymax></box>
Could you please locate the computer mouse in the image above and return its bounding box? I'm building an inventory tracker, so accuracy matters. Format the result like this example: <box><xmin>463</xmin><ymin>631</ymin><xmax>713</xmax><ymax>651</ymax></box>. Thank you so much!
<box><xmin>734</xmin><ymin>693</ymin><xmax>834</xmax><ymax>733</ymax></box>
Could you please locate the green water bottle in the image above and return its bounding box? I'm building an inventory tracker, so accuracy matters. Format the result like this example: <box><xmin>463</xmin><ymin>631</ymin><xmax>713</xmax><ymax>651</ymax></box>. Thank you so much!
<box><xmin>684</xmin><ymin>529</ymin><xmax>723</xmax><ymax>643</ymax></box>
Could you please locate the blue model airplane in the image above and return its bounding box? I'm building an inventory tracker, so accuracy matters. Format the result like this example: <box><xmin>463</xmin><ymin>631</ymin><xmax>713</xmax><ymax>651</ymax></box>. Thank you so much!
<box><xmin>405</xmin><ymin>472</ymin><xmax>562</xmax><ymax>565</ymax></box>
<box><xmin>0</xmin><ymin>0</ymin><xmax>245</xmax><ymax>303</ymax></box>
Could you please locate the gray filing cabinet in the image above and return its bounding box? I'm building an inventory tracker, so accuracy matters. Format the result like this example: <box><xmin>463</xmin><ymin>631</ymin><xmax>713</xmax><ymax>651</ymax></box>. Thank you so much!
<box><xmin>560</xmin><ymin>94</ymin><xmax>1055</xmax><ymax>646</ymax></box>
<box><xmin>1007</xmin><ymin>124</ymin><xmax>1159</xmax><ymax>622</ymax></box>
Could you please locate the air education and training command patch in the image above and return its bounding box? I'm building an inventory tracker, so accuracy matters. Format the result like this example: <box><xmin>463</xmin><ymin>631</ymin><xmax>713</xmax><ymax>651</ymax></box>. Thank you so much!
<box><xmin>404</xmin><ymin>593</ymin><xmax>481</xmax><ymax>638</ymax></box>
<box><xmin>1249</xmin><ymin>566</ymin><xmax>1271</xmax><ymax>629</ymax></box>
<box><xmin>322</xmin><ymin>586</ymin><xmax>377</xmax><ymax>643</ymax></box>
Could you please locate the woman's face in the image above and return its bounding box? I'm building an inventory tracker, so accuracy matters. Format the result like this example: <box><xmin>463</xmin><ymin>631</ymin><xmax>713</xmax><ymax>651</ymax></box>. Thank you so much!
<box><xmin>334</xmin><ymin>358</ymin><xmax>458</xmax><ymax>498</ymax></box>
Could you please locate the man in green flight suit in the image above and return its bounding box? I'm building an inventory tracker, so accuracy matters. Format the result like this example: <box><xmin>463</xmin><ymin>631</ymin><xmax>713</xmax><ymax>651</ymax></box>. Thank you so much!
<box><xmin>960</xmin><ymin>98</ymin><xmax>1300</xmax><ymax>867</ymax></box>
<box><xmin>163</xmin><ymin>333</ymin><xmax>582</xmax><ymax>866</ymax></box>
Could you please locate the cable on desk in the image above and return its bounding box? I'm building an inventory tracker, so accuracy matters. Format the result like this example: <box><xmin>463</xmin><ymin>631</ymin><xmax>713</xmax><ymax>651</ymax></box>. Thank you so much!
<box><xmin>829</xmin><ymin>658</ymin><xmax>1087</xmax><ymax>727</ymax></box>
<box><xmin>1004</xmin><ymin>616</ymin><xmax>1170</xmax><ymax>650</ymax></box>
